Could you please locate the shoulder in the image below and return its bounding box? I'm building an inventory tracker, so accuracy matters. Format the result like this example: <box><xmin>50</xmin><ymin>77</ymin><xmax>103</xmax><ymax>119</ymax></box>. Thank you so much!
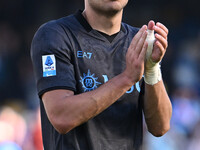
<box><xmin>31</xmin><ymin>15</ymin><xmax>75</xmax><ymax>49</ymax></box>
<box><xmin>33</xmin><ymin>19</ymin><xmax>64</xmax><ymax>41</ymax></box>
<box><xmin>31</xmin><ymin>16</ymin><xmax>75</xmax><ymax>60</ymax></box>
<box><xmin>33</xmin><ymin>14</ymin><xmax>75</xmax><ymax>40</ymax></box>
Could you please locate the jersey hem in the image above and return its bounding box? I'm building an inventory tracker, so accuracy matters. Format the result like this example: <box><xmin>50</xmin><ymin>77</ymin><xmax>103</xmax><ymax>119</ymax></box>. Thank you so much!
<box><xmin>38</xmin><ymin>86</ymin><xmax>76</xmax><ymax>98</ymax></box>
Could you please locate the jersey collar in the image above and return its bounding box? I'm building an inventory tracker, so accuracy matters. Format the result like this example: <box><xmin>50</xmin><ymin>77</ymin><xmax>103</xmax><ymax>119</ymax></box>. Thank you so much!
<box><xmin>74</xmin><ymin>10</ymin><xmax>126</xmax><ymax>33</ymax></box>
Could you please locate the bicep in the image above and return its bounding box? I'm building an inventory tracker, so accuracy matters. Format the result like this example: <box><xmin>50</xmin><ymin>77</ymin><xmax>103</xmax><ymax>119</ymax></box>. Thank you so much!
<box><xmin>41</xmin><ymin>89</ymin><xmax>74</xmax><ymax>123</ymax></box>
<box><xmin>42</xmin><ymin>89</ymin><xmax>74</xmax><ymax>112</ymax></box>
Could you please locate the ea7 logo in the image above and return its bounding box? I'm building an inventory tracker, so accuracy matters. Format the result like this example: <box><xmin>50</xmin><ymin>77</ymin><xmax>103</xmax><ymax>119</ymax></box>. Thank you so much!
<box><xmin>77</xmin><ymin>51</ymin><xmax>92</xmax><ymax>59</ymax></box>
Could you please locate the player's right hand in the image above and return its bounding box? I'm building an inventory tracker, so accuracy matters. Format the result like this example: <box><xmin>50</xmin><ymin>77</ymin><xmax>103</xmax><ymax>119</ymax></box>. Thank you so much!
<box><xmin>123</xmin><ymin>25</ymin><xmax>148</xmax><ymax>84</ymax></box>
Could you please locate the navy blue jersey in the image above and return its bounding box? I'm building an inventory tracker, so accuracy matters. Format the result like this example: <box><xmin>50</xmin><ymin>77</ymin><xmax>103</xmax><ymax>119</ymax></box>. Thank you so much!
<box><xmin>31</xmin><ymin>10</ymin><xmax>144</xmax><ymax>150</ymax></box>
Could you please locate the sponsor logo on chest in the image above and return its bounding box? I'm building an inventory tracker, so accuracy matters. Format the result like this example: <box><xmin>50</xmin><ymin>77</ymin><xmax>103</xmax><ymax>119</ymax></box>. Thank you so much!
<box><xmin>77</xmin><ymin>51</ymin><xmax>92</xmax><ymax>59</ymax></box>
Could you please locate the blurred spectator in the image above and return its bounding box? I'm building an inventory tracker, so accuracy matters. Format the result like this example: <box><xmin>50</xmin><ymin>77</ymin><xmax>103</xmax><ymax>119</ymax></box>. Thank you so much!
<box><xmin>0</xmin><ymin>104</ymin><xmax>43</xmax><ymax>150</ymax></box>
<box><xmin>171</xmin><ymin>88</ymin><xmax>200</xmax><ymax>135</ymax></box>
<box><xmin>0</xmin><ymin>106</ymin><xmax>26</xmax><ymax>148</ymax></box>
<box><xmin>0</xmin><ymin>142</ymin><xmax>22</xmax><ymax>150</ymax></box>
<box><xmin>188</xmin><ymin>122</ymin><xmax>200</xmax><ymax>150</ymax></box>
<box><xmin>32</xmin><ymin>108</ymin><xmax>43</xmax><ymax>150</ymax></box>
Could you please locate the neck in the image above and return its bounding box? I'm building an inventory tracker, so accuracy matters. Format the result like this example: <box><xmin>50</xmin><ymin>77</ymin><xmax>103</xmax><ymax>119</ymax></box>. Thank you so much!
<box><xmin>82</xmin><ymin>8</ymin><xmax>123</xmax><ymax>36</ymax></box>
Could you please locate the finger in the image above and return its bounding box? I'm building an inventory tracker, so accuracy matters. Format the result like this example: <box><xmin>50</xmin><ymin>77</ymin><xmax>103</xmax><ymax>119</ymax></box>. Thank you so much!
<box><xmin>154</xmin><ymin>25</ymin><xmax>168</xmax><ymax>40</ymax></box>
<box><xmin>134</xmin><ymin>30</ymin><xmax>147</xmax><ymax>58</ymax></box>
<box><xmin>156</xmin><ymin>22</ymin><xmax>169</xmax><ymax>35</ymax></box>
<box><xmin>129</xmin><ymin>25</ymin><xmax>147</xmax><ymax>51</ymax></box>
<box><xmin>138</xmin><ymin>41</ymin><xmax>148</xmax><ymax>61</ymax></box>
<box><xmin>155</xmin><ymin>33</ymin><xmax>168</xmax><ymax>49</ymax></box>
<box><xmin>154</xmin><ymin>40</ymin><xmax>165</xmax><ymax>54</ymax></box>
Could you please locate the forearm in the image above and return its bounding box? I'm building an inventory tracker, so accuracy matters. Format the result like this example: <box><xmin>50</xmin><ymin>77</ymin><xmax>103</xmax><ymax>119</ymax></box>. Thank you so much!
<box><xmin>143</xmin><ymin>80</ymin><xmax>172</xmax><ymax>137</ymax></box>
<box><xmin>43</xmin><ymin>72</ymin><xmax>133</xmax><ymax>134</ymax></box>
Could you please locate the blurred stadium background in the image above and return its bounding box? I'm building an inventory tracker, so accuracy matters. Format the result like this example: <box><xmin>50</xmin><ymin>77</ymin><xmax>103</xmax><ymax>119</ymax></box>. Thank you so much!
<box><xmin>0</xmin><ymin>0</ymin><xmax>200</xmax><ymax>149</ymax></box>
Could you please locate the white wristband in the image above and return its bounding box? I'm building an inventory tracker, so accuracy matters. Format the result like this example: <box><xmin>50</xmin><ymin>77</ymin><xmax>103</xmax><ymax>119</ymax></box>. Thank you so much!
<box><xmin>144</xmin><ymin>29</ymin><xmax>162</xmax><ymax>85</ymax></box>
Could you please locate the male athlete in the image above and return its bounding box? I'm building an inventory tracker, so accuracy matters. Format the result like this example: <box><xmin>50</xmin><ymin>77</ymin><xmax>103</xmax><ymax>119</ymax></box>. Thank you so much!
<box><xmin>31</xmin><ymin>0</ymin><xmax>172</xmax><ymax>149</ymax></box>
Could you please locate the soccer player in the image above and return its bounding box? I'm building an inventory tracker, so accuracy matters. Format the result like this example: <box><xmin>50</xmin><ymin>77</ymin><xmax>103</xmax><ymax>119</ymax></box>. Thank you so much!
<box><xmin>31</xmin><ymin>0</ymin><xmax>172</xmax><ymax>149</ymax></box>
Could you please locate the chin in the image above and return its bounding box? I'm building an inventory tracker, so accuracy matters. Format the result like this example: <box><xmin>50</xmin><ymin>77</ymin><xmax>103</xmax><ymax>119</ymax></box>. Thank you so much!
<box><xmin>103</xmin><ymin>2</ymin><xmax>126</xmax><ymax>14</ymax></box>
<box><xmin>109</xmin><ymin>1</ymin><xmax>128</xmax><ymax>11</ymax></box>
<box><xmin>107</xmin><ymin>1</ymin><xmax>126</xmax><ymax>9</ymax></box>
<box><xmin>89</xmin><ymin>0</ymin><xmax>127</xmax><ymax>16</ymax></box>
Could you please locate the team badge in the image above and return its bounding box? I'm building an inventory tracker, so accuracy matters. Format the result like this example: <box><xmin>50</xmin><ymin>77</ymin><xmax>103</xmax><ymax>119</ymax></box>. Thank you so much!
<box><xmin>80</xmin><ymin>70</ymin><xmax>101</xmax><ymax>92</ymax></box>
<box><xmin>42</xmin><ymin>55</ymin><xmax>56</xmax><ymax>77</ymax></box>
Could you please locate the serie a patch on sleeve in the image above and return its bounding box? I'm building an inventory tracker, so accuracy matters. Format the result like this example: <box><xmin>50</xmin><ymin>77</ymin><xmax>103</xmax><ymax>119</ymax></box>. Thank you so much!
<box><xmin>42</xmin><ymin>54</ymin><xmax>56</xmax><ymax>77</ymax></box>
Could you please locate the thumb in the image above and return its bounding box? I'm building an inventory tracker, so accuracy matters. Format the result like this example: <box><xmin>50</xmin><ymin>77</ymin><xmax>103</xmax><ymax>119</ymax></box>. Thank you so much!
<box><xmin>147</xmin><ymin>20</ymin><xmax>155</xmax><ymax>30</ymax></box>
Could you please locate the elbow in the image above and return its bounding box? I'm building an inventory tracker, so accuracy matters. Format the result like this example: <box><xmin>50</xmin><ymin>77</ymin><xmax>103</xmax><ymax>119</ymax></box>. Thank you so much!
<box><xmin>148</xmin><ymin>123</ymin><xmax>170</xmax><ymax>137</ymax></box>
<box><xmin>53</xmin><ymin>121</ymin><xmax>73</xmax><ymax>134</ymax></box>
<box><xmin>50</xmin><ymin>115</ymin><xmax>76</xmax><ymax>134</ymax></box>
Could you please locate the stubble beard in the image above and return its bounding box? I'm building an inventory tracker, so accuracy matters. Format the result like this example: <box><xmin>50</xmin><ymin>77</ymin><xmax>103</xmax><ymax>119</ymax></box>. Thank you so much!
<box><xmin>89</xmin><ymin>1</ymin><xmax>127</xmax><ymax>17</ymax></box>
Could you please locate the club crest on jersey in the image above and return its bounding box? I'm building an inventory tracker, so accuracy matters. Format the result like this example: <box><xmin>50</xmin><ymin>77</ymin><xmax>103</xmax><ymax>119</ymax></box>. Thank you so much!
<box><xmin>80</xmin><ymin>70</ymin><xmax>101</xmax><ymax>92</ymax></box>
<box><xmin>42</xmin><ymin>55</ymin><xmax>56</xmax><ymax>77</ymax></box>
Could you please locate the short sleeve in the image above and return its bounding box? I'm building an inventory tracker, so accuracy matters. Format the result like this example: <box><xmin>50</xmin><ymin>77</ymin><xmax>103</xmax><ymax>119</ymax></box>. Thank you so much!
<box><xmin>30</xmin><ymin>21</ymin><xmax>76</xmax><ymax>97</ymax></box>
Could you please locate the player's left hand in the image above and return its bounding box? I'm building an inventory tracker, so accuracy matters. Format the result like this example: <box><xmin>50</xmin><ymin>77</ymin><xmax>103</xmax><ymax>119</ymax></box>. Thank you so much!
<box><xmin>147</xmin><ymin>21</ymin><xmax>169</xmax><ymax>63</ymax></box>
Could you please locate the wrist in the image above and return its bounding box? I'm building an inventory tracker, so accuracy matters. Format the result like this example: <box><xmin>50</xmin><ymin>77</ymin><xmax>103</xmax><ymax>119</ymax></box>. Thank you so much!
<box><xmin>120</xmin><ymin>72</ymin><xmax>136</xmax><ymax>88</ymax></box>
<box><xmin>144</xmin><ymin>63</ymin><xmax>162</xmax><ymax>85</ymax></box>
